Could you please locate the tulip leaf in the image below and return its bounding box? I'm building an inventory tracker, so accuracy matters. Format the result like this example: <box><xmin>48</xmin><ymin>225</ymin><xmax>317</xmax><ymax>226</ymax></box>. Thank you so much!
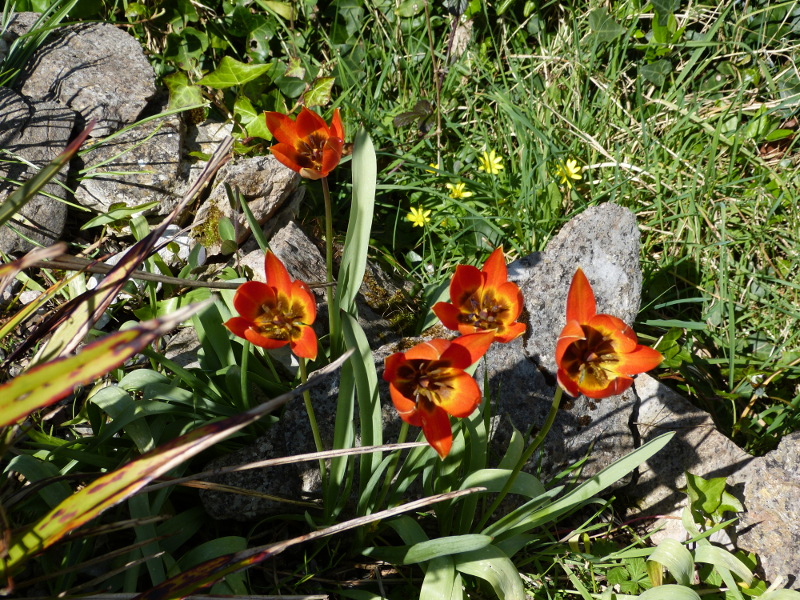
<box><xmin>420</xmin><ymin>556</ymin><xmax>457</xmax><ymax>600</ymax></box>
<box><xmin>694</xmin><ymin>542</ymin><xmax>753</xmax><ymax>585</ymax></box>
<box><xmin>197</xmin><ymin>56</ymin><xmax>271</xmax><ymax>89</ymax></box>
<box><xmin>638</xmin><ymin>585</ymin><xmax>701</xmax><ymax>600</ymax></box>
<box><xmin>3</xmin><ymin>350</ymin><xmax>351</xmax><ymax>576</ymax></box>
<box><xmin>454</xmin><ymin>545</ymin><xmax>524</xmax><ymax>600</ymax></box>
<box><xmin>404</xmin><ymin>535</ymin><xmax>493</xmax><ymax>565</ymax></box>
<box><xmin>303</xmin><ymin>77</ymin><xmax>335</xmax><ymax>108</ymax></box>
<box><xmin>0</xmin><ymin>301</ymin><xmax>211</xmax><ymax>428</ymax></box>
<box><xmin>337</xmin><ymin>129</ymin><xmax>376</xmax><ymax>315</ymax></box>
<box><xmin>648</xmin><ymin>538</ymin><xmax>694</xmax><ymax>586</ymax></box>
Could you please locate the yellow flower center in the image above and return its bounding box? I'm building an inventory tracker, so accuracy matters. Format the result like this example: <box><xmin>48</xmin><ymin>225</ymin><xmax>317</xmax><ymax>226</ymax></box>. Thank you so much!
<box><xmin>458</xmin><ymin>292</ymin><xmax>510</xmax><ymax>333</ymax></box>
<box><xmin>254</xmin><ymin>294</ymin><xmax>309</xmax><ymax>342</ymax></box>
<box><xmin>561</xmin><ymin>326</ymin><xmax>620</xmax><ymax>388</ymax></box>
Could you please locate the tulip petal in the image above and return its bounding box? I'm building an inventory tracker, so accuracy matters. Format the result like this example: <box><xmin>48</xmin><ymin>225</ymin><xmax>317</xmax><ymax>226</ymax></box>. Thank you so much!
<box><xmin>233</xmin><ymin>281</ymin><xmax>275</xmax><ymax>319</ymax></box>
<box><xmin>443</xmin><ymin>331</ymin><xmax>494</xmax><ymax>368</ymax></box>
<box><xmin>265</xmin><ymin>251</ymin><xmax>292</xmax><ymax>293</ymax></box>
<box><xmin>494</xmin><ymin>321</ymin><xmax>526</xmax><ymax>343</ymax></box>
<box><xmin>482</xmin><ymin>247</ymin><xmax>508</xmax><ymax>290</ymax></box>
<box><xmin>435</xmin><ymin>369</ymin><xmax>482</xmax><ymax>417</ymax></box>
<box><xmin>587</xmin><ymin>313</ymin><xmax>638</xmax><ymax>349</ymax></box>
<box><xmin>265</xmin><ymin>112</ymin><xmax>302</xmax><ymax>146</ymax></box>
<box><xmin>383</xmin><ymin>352</ymin><xmax>408</xmax><ymax>383</ymax></box>
<box><xmin>494</xmin><ymin>280</ymin><xmax>524</xmax><ymax>321</ymax></box>
<box><xmin>566</xmin><ymin>267</ymin><xmax>596</xmax><ymax>324</ymax></box>
<box><xmin>243</xmin><ymin>328</ymin><xmax>290</xmax><ymax>350</ymax></box>
<box><xmin>290</xmin><ymin>279</ymin><xmax>317</xmax><ymax>323</ymax></box>
<box><xmin>224</xmin><ymin>316</ymin><xmax>253</xmax><ymax>339</ymax></box>
<box><xmin>581</xmin><ymin>375</ymin><xmax>634</xmax><ymax>399</ymax></box>
<box><xmin>614</xmin><ymin>345</ymin><xmax>663</xmax><ymax>376</ymax></box>
<box><xmin>557</xmin><ymin>367</ymin><xmax>581</xmax><ymax>398</ymax></box>
<box><xmin>290</xmin><ymin>324</ymin><xmax>318</xmax><ymax>360</ymax></box>
<box><xmin>270</xmin><ymin>143</ymin><xmax>305</xmax><ymax>175</ymax></box>
<box><xmin>418</xmin><ymin>403</ymin><xmax>453</xmax><ymax>459</ymax></box>
<box><xmin>555</xmin><ymin>320</ymin><xmax>586</xmax><ymax>365</ymax></box>
<box><xmin>330</xmin><ymin>108</ymin><xmax>344</xmax><ymax>140</ymax></box>
<box><xmin>295</xmin><ymin>107</ymin><xmax>328</xmax><ymax>138</ymax></box>
<box><xmin>320</xmin><ymin>137</ymin><xmax>343</xmax><ymax>176</ymax></box>
<box><xmin>432</xmin><ymin>302</ymin><xmax>462</xmax><ymax>331</ymax></box>
<box><xmin>450</xmin><ymin>264</ymin><xmax>482</xmax><ymax>306</ymax></box>
<box><xmin>405</xmin><ymin>339</ymin><xmax>449</xmax><ymax>361</ymax></box>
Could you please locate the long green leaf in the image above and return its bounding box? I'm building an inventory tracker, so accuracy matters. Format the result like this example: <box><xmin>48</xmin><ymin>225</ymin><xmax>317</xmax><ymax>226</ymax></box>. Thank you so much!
<box><xmin>694</xmin><ymin>541</ymin><xmax>753</xmax><ymax>586</ymax></box>
<box><xmin>421</xmin><ymin>556</ymin><xmax>457</xmax><ymax>600</ymax></box>
<box><xmin>404</xmin><ymin>535</ymin><xmax>493</xmax><ymax>565</ymax></box>
<box><xmin>337</xmin><ymin>129</ymin><xmax>376</xmax><ymax>315</ymax></box>
<box><xmin>0</xmin><ymin>301</ymin><xmax>211</xmax><ymax>428</ymax></box>
<box><xmin>648</xmin><ymin>538</ymin><xmax>694</xmax><ymax>586</ymax></box>
<box><xmin>2</xmin><ymin>350</ymin><xmax>351</xmax><ymax>577</ymax></box>
<box><xmin>486</xmin><ymin>432</ymin><xmax>674</xmax><ymax>537</ymax></box>
<box><xmin>454</xmin><ymin>545</ymin><xmax>523</xmax><ymax>600</ymax></box>
<box><xmin>638</xmin><ymin>585</ymin><xmax>701</xmax><ymax>600</ymax></box>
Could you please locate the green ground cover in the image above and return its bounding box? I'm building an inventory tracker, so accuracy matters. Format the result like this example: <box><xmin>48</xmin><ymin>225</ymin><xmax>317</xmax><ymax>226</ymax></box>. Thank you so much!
<box><xmin>2</xmin><ymin>0</ymin><xmax>799</xmax><ymax>597</ymax></box>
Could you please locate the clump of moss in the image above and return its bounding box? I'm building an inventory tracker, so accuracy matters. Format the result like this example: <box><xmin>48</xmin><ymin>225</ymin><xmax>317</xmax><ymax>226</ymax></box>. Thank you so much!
<box><xmin>194</xmin><ymin>204</ymin><xmax>223</xmax><ymax>248</ymax></box>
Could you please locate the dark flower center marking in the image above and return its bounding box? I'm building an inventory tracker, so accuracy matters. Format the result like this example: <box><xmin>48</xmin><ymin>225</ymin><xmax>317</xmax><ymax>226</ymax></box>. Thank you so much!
<box><xmin>396</xmin><ymin>359</ymin><xmax>456</xmax><ymax>409</ymax></box>
<box><xmin>458</xmin><ymin>292</ymin><xmax>510</xmax><ymax>332</ymax></box>
<box><xmin>561</xmin><ymin>325</ymin><xmax>619</xmax><ymax>387</ymax></box>
<box><xmin>296</xmin><ymin>132</ymin><xmax>328</xmax><ymax>171</ymax></box>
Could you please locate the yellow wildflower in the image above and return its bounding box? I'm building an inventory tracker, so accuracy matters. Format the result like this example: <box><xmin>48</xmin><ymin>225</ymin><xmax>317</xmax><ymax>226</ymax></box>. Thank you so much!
<box><xmin>407</xmin><ymin>206</ymin><xmax>432</xmax><ymax>228</ymax></box>
<box><xmin>445</xmin><ymin>182</ymin><xmax>473</xmax><ymax>199</ymax></box>
<box><xmin>556</xmin><ymin>158</ymin><xmax>582</xmax><ymax>188</ymax></box>
<box><xmin>477</xmin><ymin>150</ymin><xmax>504</xmax><ymax>175</ymax></box>
<box><xmin>426</xmin><ymin>162</ymin><xmax>440</xmax><ymax>174</ymax></box>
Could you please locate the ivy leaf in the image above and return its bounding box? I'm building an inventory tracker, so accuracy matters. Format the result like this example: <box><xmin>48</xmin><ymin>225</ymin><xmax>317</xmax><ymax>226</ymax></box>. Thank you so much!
<box><xmin>234</xmin><ymin>97</ymin><xmax>271</xmax><ymax>139</ymax></box>
<box><xmin>393</xmin><ymin>99</ymin><xmax>434</xmax><ymax>128</ymax></box>
<box><xmin>651</xmin><ymin>0</ymin><xmax>680</xmax><ymax>22</ymax></box>
<box><xmin>164</xmin><ymin>72</ymin><xmax>205</xmax><ymax>110</ymax></box>
<box><xmin>197</xmin><ymin>56</ymin><xmax>271</xmax><ymax>89</ymax></box>
<box><xmin>639</xmin><ymin>59</ymin><xmax>672</xmax><ymax>86</ymax></box>
<box><xmin>588</xmin><ymin>8</ymin><xmax>626</xmax><ymax>43</ymax></box>
<box><xmin>303</xmin><ymin>77</ymin><xmax>335</xmax><ymax>108</ymax></box>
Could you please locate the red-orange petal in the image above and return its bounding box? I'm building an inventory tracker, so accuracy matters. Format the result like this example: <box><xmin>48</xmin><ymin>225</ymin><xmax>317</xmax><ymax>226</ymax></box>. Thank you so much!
<box><xmin>233</xmin><ymin>281</ymin><xmax>276</xmax><ymax>320</ymax></box>
<box><xmin>555</xmin><ymin>320</ymin><xmax>586</xmax><ymax>367</ymax></box>
<box><xmin>265</xmin><ymin>112</ymin><xmax>302</xmax><ymax>146</ymax></box>
<box><xmin>581</xmin><ymin>374</ymin><xmax>634</xmax><ymax>399</ymax></box>
<box><xmin>294</xmin><ymin>107</ymin><xmax>328</xmax><ymax>138</ymax></box>
<box><xmin>614</xmin><ymin>345</ymin><xmax>663</xmax><ymax>376</ymax></box>
<box><xmin>224</xmin><ymin>316</ymin><xmax>253</xmax><ymax>340</ymax></box>
<box><xmin>494</xmin><ymin>321</ymin><xmax>526</xmax><ymax>343</ymax></box>
<box><xmin>320</xmin><ymin>137</ymin><xmax>343</xmax><ymax>176</ymax></box>
<box><xmin>290</xmin><ymin>279</ymin><xmax>317</xmax><ymax>324</ymax></box>
<box><xmin>436</xmin><ymin>369</ymin><xmax>482</xmax><ymax>417</ymax></box>
<box><xmin>588</xmin><ymin>314</ymin><xmax>638</xmax><ymax>353</ymax></box>
<box><xmin>270</xmin><ymin>143</ymin><xmax>305</xmax><ymax>175</ymax></box>
<box><xmin>291</xmin><ymin>324</ymin><xmax>318</xmax><ymax>360</ymax></box>
<box><xmin>405</xmin><ymin>339</ymin><xmax>449</xmax><ymax>361</ymax></box>
<box><xmin>494</xmin><ymin>280</ymin><xmax>524</xmax><ymax>321</ymax></box>
<box><xmin>482</xmin><ymin>247</ymin><xmax>508</xmax><ymax>290</ymax></box>
<box><xmin>265</xmin><ymin>251</ymin><xmax>292</xmax><ymax>293</ymax></box>
<box><xmin>442</xmin><ymin>331</ymin><xmax>494</xmax><ymax>368</ymax></box>
<box><xmin>330</xmin><ymin>108</ymin><xmax>344</xmax><ymax>140</ymax></box>
<box><xmin>450</xmin><ymin>264</ymin><xmax>482</xmax><ymax>306</ymax></box>
<box><xmin>244</xmin><ymin>328</ymin><xmax>290</xmax><ymax>350</ymax></box>
<box><xmin>566</xmin><ymin>267</ymin><xmax>596</xmax><ymax>324</ymax></box>
<box><xmin>557</xmin><ymin>367</ymin><xmax>581</xmax><ymax>397</ymax></box>
<box><xmin>432</xmin><ymin>301</ymin><xmax>462</xmax><ymax>331</ymax></box>
<box><xmin>418</xmin><ymin>404</ymin><xmax>453</xmax><ymax>458</ymax></box>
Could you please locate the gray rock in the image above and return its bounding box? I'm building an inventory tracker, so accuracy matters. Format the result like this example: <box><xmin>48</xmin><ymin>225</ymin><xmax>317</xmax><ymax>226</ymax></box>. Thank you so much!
<box><xmin>17</xmin><ymin>22</ymin><xmax>156</xmax><ymax>137</ymax></box>
<box><xmin>627</xmin><ymin>374</ymin><xmax>753</xmax><ymax>540</ymax></box>
<box><xmin>192</xmin><ymin>156</ymin><xmax>300</xmax><ymax>255</ymax></box>
<box><xmin>0</xmin><ymin>12</ymin><xmax>40</xmax><ymax>66</ymax></box>
<box><xmin>0</xmin><ymin>91</ymin><xmax>76</xmax><ymax>253</ymax></box>
<box><xmin>75</xmin><ymin>113</ymin><xmax>184</xmax><ymax>214</ymax></box>
<box><xmin>734</xmin><ymin>433</ymin><xmax>800</xmax><ymax>585</ymax></box>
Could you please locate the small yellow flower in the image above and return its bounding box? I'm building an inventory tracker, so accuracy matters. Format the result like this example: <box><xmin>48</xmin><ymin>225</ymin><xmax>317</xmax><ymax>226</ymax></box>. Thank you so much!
<box><xmin>556</xmin><ymin>158</ymin><xmax>582</xmax><ymax>188</ymax></box>
<box><xmin>407</xmin><ymin>206</ymin><xmax>432</xmax><ymax>228</ymax></box>
<box><xmin>477</xmin><ymin>150</ymin><xmax>504</xmax><ymax>175</ymax></box>
<box><xmin>445</xmin><ymin>182</ymin><xmax>473</xmax><ymax>199</ymax></box>
<box><xmin>426</xmin><ymin>162</ymin><xmax>440</xmax><ymax>174</ymax></box>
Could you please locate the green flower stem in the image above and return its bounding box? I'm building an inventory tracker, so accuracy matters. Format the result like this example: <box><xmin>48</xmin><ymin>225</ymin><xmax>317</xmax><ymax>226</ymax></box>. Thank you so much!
<box><xmin>299</xmin><ymin>357</ymin><xmax>327</xmax><ymax>486</ymax></box>
<box><xmin>321</xmin><ymin>176</ymin><xmax>340</xmax><ymax>351</ymax></box>
<box><xmin>374</xmin><ymin>421</ymin><xmax>409</xmax><ymax>510</ymax></box>
<box><xmin>240</xmin><ymin>340</ymin><xmax>250</xmax><ymax>410</ymax></box>
<box><xmin>476</xmin><ymin>386</ymin><xmax>564</xmax><ymax>532</ymax></box>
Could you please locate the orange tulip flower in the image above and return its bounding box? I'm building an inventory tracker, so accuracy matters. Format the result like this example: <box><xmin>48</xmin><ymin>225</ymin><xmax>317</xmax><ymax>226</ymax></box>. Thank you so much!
<box><xmin>555</xmin><ymin>268</ymin><xmax>662</xmax><ymax>399</ymax></box>
<box><xmin>383</xmin><ymin>332</ymin><xmax>494</xmax><ymax>458</ymax></box>
<box><xmin>225</xmin><ymin>251</ymin><xmax>318</xmax><ymax>360</ymax></box>
<box><xmin>264</xmin><ymin>107</ymin><xmax>344</xmax><ymax>180</ymax></box>
<box><xmin>433</xmin><ymin>247</ymin><xmax>526</xmax><ymax>343</ymax></box>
